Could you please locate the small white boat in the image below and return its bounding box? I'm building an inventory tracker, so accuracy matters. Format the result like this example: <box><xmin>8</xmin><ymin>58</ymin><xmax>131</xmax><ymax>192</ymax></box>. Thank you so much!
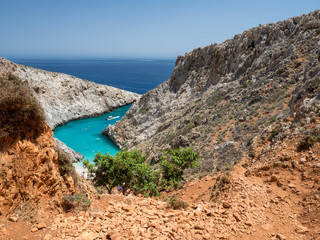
<box><xmin>106</xmin><ymin>116</ymin><xmax>120</xmax><ymax>121</ymax></box>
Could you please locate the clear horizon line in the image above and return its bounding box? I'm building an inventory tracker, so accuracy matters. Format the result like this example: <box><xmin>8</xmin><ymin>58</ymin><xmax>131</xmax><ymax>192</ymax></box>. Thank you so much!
<box><xmin>4</xmin><ymin>55</ymin><xmax>178</xmax><ymax>61</ymax></box>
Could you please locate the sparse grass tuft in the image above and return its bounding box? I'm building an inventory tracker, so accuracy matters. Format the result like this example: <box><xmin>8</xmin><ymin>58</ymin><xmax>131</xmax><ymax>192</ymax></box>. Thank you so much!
<box><xmin>297</xmin><ymin>135</ymin><xmax>319</xmax><ymax>151</ymax></box>
<box><xmin>62</xmin><ymin>193</ymin><xmax>91</xmax><ymax>212</ymax></box>
<box><xmin>166</xmin><ymin>196</ymin><xmax>189</xmax><ymax>210</ymax></box>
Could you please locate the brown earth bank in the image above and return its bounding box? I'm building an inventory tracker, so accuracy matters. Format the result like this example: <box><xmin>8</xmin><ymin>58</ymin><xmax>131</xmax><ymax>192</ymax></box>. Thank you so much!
<box><xmin>0</xmin><ymin>125</ymin><xmax>95</xmax><ymax>222</ymax></box>
<box><xmin>0</xmin><ymin>135</ymin><xmax>319</xmax><ymax>240</ymax></box>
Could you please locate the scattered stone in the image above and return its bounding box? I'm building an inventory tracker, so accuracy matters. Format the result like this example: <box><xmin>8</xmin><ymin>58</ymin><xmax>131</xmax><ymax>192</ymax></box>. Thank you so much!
<box><xmin>276</xmin><ymin>233</ymin><xmax>286</xmax><ymax>240</ymax></box>
<box><xmin>223</xmin><ymin>202</ymin><xmax>232</xmax><ymax>209</ymax></box>
<box><xmin>233</xmin><ymin>213</ymin><xmax>241</xmax><ymax>222</ymax></box>
<box><xmin>37</xmin><ymin>222</ymin><xmax>46</xmax><ymax>230</ymax></box>
<box><xmin>270</xmin><ymin>175</ymin><xmax>278</xmax><ymax>182</ymax></box>
<box><xmin>8</xmin><ymin>216</ymin><xmax>18</xmax><ymax>222</ymax></box>
<box><xmin>295</xmin><ymin>225</ymin><xmax>308</xmax><ymax>234</ymax></box>
<box><xmin>43</xmin><ymin>234</ymin><xmax>52</xmax><ymax>240</ymax></box>
<box><xmin>30</xmin><ymin>227</ymin><xmax>38</xmax><ymax>232</ymax></box>
<box><xmin>287</xmin><ymin>184</ymin><xmax>296</xmax><ymax>189</ymax></box>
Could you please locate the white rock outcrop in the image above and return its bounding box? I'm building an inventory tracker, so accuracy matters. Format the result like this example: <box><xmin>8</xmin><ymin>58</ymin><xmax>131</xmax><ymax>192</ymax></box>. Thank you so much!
<box><xmin>0</xmin><ymin>58</ymin><xmax>140</xmax><ymax>129</ymax></box>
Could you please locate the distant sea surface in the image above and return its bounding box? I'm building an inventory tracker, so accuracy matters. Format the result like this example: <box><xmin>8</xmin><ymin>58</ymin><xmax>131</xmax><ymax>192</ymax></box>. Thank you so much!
<box><xmin>10</xmin><ymin>58</ymin><xmax>175</xmax><ymax>94</ymax></box>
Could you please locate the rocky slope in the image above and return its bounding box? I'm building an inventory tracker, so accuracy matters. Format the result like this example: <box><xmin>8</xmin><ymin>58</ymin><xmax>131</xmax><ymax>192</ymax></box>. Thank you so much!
<box><xmin>0</xmin><ymin>58</ymin><xmax>138</xmax><ymax>221</ymax></box>
<box><xmin>0</xmin><ymin>58</ymin><xmax>140</xmax><ymax>129</ymax></box>
<box><xmin>1</xmin><ymin>141</ymin><xmax>319</xmax><ymax>240</ymax></box>
<box><xmin>0</xmin><ymin>124</ymin><xmax>77</xmax><ymax>220</ymax></box>
<box><xmin>106</xmin><ymin>10</ymin><xmax>320</xmax><ymax>175</ymax></box>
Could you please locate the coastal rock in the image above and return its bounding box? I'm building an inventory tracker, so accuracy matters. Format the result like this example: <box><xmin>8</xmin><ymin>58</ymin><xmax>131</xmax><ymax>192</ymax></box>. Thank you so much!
<box><xmin>55</xmin><ymin>138</ymin><xmax>84</xmax><ymax>163</ymax></box>
<box><xmin>0</xmin><ymin>58</ymin><xmax>140</xmax><ymax>129</ymax></box>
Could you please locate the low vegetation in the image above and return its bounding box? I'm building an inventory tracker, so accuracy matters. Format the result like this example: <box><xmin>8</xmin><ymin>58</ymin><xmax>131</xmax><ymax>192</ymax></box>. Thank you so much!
<box><xmin>56</xmin><ymin>147</ymin><xmax>79</xmax><ymax>186</ymax></box>
<box><xmin>62</xmin><ymin>193</ymin><xmax>91</xmax><ymax>212</ymax></box>
<box><xmin>84</xmin><ymin>148</ymin><xmax>200</xmax><ymax>197</ymax></box>
<box><xmin>166</xmin><ymin>196</ymin><xmax>189</xmax><ymax>209</ymax></box>
<box><xmin>210</xmin><ymin>173</ymin><xmax>231</xmax><ymax>199</ymax></box>
<box><xmin>0</xmin><ymin>72</ymin><xmax>45</xmax><ymax>149</ymax></box>
<box><xmin>297</xmin><ymin>134</ymin><xmax>320</xmax><ymax>151</ymax></box>
<box><xmin>159</xmin><ymin>148</ymin><xmax>200</xmax><ymax>190</ymax></box>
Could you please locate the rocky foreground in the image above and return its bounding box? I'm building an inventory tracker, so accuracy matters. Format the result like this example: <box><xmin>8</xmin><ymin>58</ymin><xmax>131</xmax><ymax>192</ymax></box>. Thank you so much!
<box><xmin>1</xmin><ymin>137</ymin><xmax>319</xmax><ymax>240</ymax></box>
<box><xmin>0</xmin><ymin>58</ymin><xmax>140</xmax><ymax>129</ymax></box>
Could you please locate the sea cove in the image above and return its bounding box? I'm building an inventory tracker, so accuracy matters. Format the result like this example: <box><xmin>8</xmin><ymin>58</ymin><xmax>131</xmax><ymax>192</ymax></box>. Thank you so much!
<box><xmin>54</xmin><ymin>104</ymin><xmax>132</xmax><ymax>164</ymax></box>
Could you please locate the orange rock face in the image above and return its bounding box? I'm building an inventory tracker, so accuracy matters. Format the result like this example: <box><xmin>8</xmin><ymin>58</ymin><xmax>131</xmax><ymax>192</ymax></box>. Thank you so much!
<box><xmin>0</xmin><ymin>124</ymin><xmax>76</xmax><ymax>219</ymax></box>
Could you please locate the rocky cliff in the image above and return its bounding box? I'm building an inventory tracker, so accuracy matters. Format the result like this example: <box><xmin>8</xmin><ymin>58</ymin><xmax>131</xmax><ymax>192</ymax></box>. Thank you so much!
<box><xmin>0</xmin><ymin>124</ymin><xmax>76</xmax><ymax>219</ymax></box>
<box><xmin>0</xmin><ymin>58</ymin><xmax>139</xmax><ymax>219</ymax></box>
<box><xmin>106</xmin><ymin>10</ymin><xmax>320</xmax><ymax>174</ymax></box>
<box><xmin>0</xmin><ymin>58</ymin><xmax>140</xmax><ymax>129</ymax></box>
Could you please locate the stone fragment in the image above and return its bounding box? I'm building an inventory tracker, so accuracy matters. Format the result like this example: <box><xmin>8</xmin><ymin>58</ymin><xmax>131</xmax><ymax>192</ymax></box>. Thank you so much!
<box><xmin>233</xmin><ymin>213</ymin><xmax>241</xmax><ymax>222</ymax></box>
<box><xmin>223</xmin><ymin>202</ymin><xmax>231</xmax><ymax>208</ymax></box>
<box><xmin>295</xmin><ymin>225</ymin><xmax>308</xmax><ymax>234</ymax></box>
<box><xmin>8</xmin><ymin>216</ymin><xmax>18</xmax><ymax>222</ymax></box>
<box><xmin>276</xmin><ymin>233</ymin><xmax>287</xmax><ymax>240</ymax></box>
<box><xmin>30</xmin><ymin>227</ymin><xmax>38</xmax><ymax>232</ymax></box>
<box><xmin>37</xmin><ymin>222</ymin><xmax>46</xmax><ymax>230</ymax></box>
<box><xmin>44</xmin><ymin>234</ymin><xmax>52</xmax><ymax>240</ymax></box>
<box><xmin>78</xmin><ymin>231</ymin><xmax>97</xmax><ymax>240</ymax></box>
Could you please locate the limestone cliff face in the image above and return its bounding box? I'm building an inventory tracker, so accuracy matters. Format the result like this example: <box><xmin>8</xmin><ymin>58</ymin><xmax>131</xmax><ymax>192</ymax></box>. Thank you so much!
<box><xmin>0</xmin><ymin>58</ymin><xmax>140</xmax><ymax>129</ymax></box>
<box><xmin>106</xmin><ymin>10</ymin><xmax>320</xmax><ymax>173</ymax></box>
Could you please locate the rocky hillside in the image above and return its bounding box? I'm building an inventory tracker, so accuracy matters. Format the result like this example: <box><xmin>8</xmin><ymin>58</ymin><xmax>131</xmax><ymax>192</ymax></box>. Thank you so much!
<box><xmin>0</xmin><ymin>58</ymin><xmax>140</xmax><ymax>129</ymax></box>
<box><xmin>0</xmin><ymin>58</ymin><xmax>138</xmax><ymax>220</ymax></box>
<box><xmin>0</xmin><ymin>10</ymin><xmax>319</xmax><ymax>240</ymax></box>
<box><xmin>0</xmin><ymin>63</ymin><xmax>97</xmax><ymax>221</ymax></box>
<box><xmin>106</xmin><ymin>10</ymin><xmax>320</xmax><ymax>175</ymax></box>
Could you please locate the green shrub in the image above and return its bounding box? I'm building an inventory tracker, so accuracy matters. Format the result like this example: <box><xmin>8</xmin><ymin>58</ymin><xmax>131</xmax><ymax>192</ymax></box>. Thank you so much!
<box><xmin>294</xmin><ymin>61</ymin><xmax>302</xmax><ymax>68</ymax></box>
<box><xmin>310</xmin><ymin>117</ymin><xmax>318</xmax><ymax>123</ymax></box>
<box><xmin>268</xmin><ymin>129</ymin><xmax>279</xmax><ymax>142</ymax></box>
<box><xmin>248</xmin><ymin>150</ymin><xmax>255</xmax><ymax>158</ymax></box>
<box><xmin>249</xmin><ymin>95</ymin><xmax>262</xmax><ymax>105</ymax></box>
<box><xmin>85</xmin><ymin>148</ymin><xmax>200</xmax><ymax>196</ymax></box>
<box><xmin>166</xmin><ymin>196</ymin><xmax>189</xmax><ymax>210</ymax></box>
<box><xmin>159</xmin><ymin>148</ymin><xmax>200</xmax><ymax>190</ymax></box>
<box><xmin>269</xmin><ymin>115</ymin><xmax>277</xmax><ymax>123</ymax></box>
<box><xmin>84</xmin><ymin>149</ymin><xmax>159</xmax><ymax>196</ymax></box>
<box><xmin>206</xmin><ymin>90</ymin><xmax>226</xmax><ymax>107</ymax></box>
<box><xmin>62</xmin><ymin>193</ymin><xmax>91</xmax><ymax>212</ymax></box>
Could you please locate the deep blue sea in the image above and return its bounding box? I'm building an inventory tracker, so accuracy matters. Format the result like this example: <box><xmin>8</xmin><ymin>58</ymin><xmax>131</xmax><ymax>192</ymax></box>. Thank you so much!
<box><xmin>11</xmin><ymin>58</ymin><xmax>175</xmax><ymax>94</ymax></box>
<box><xmin>11</xmin><ymin>58</ymin><xmax>175</xmax><ymax>169</ymax></box>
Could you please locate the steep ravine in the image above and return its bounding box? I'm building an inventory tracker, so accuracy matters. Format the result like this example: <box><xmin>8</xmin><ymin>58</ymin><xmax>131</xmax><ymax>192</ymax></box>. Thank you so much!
<box><xmin>105</xmin><ymin>10</ymin><xmax>320</xmax><ymax>174</ymax></box>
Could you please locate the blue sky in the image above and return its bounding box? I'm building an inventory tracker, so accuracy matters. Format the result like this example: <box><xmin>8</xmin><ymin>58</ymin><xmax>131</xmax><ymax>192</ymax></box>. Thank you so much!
<box><xmin>0</xmin><ymin>0</ymin><xmax>319</xmax><ymax>58</ymax></box>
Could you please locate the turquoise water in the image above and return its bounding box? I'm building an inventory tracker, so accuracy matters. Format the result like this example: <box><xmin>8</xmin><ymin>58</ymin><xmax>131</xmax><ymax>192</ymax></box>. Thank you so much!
<box><xmin>54</xmin><ymin>104</ymin><xmax>131</xmax><ymax>162</ymax></box>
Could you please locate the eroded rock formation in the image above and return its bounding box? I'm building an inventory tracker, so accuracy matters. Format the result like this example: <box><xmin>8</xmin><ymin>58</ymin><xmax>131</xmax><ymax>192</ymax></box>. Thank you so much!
<box><xmin>106</xmin><ymin>10</ymin><xmax>320</xmax><ymax>174</ymax></box>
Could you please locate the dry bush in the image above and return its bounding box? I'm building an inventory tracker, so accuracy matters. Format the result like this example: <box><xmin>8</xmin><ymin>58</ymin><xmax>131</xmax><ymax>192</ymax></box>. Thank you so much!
<box><xmin>0</xmin><ymin>73</ymin><xmax>45</xmax><ymax>149</ymax></box>
<box><xmin>166</xmin><ymin>196</ymin><xmax>189</xmax><ymax>209</ymax></box>
<box><xmin>210</xmin><ymin>173</ymin><xmax>231</xmax><ymax>200</ymax></box>
<box><xmin>62</xmin><ymin>193</ymin><xmax>91</xmax><ymax>212</ymax></box>
<box><xmin>297</xmin><ymin>134</ymin><xmax>320</xmax><ymax>151</ymax></box>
